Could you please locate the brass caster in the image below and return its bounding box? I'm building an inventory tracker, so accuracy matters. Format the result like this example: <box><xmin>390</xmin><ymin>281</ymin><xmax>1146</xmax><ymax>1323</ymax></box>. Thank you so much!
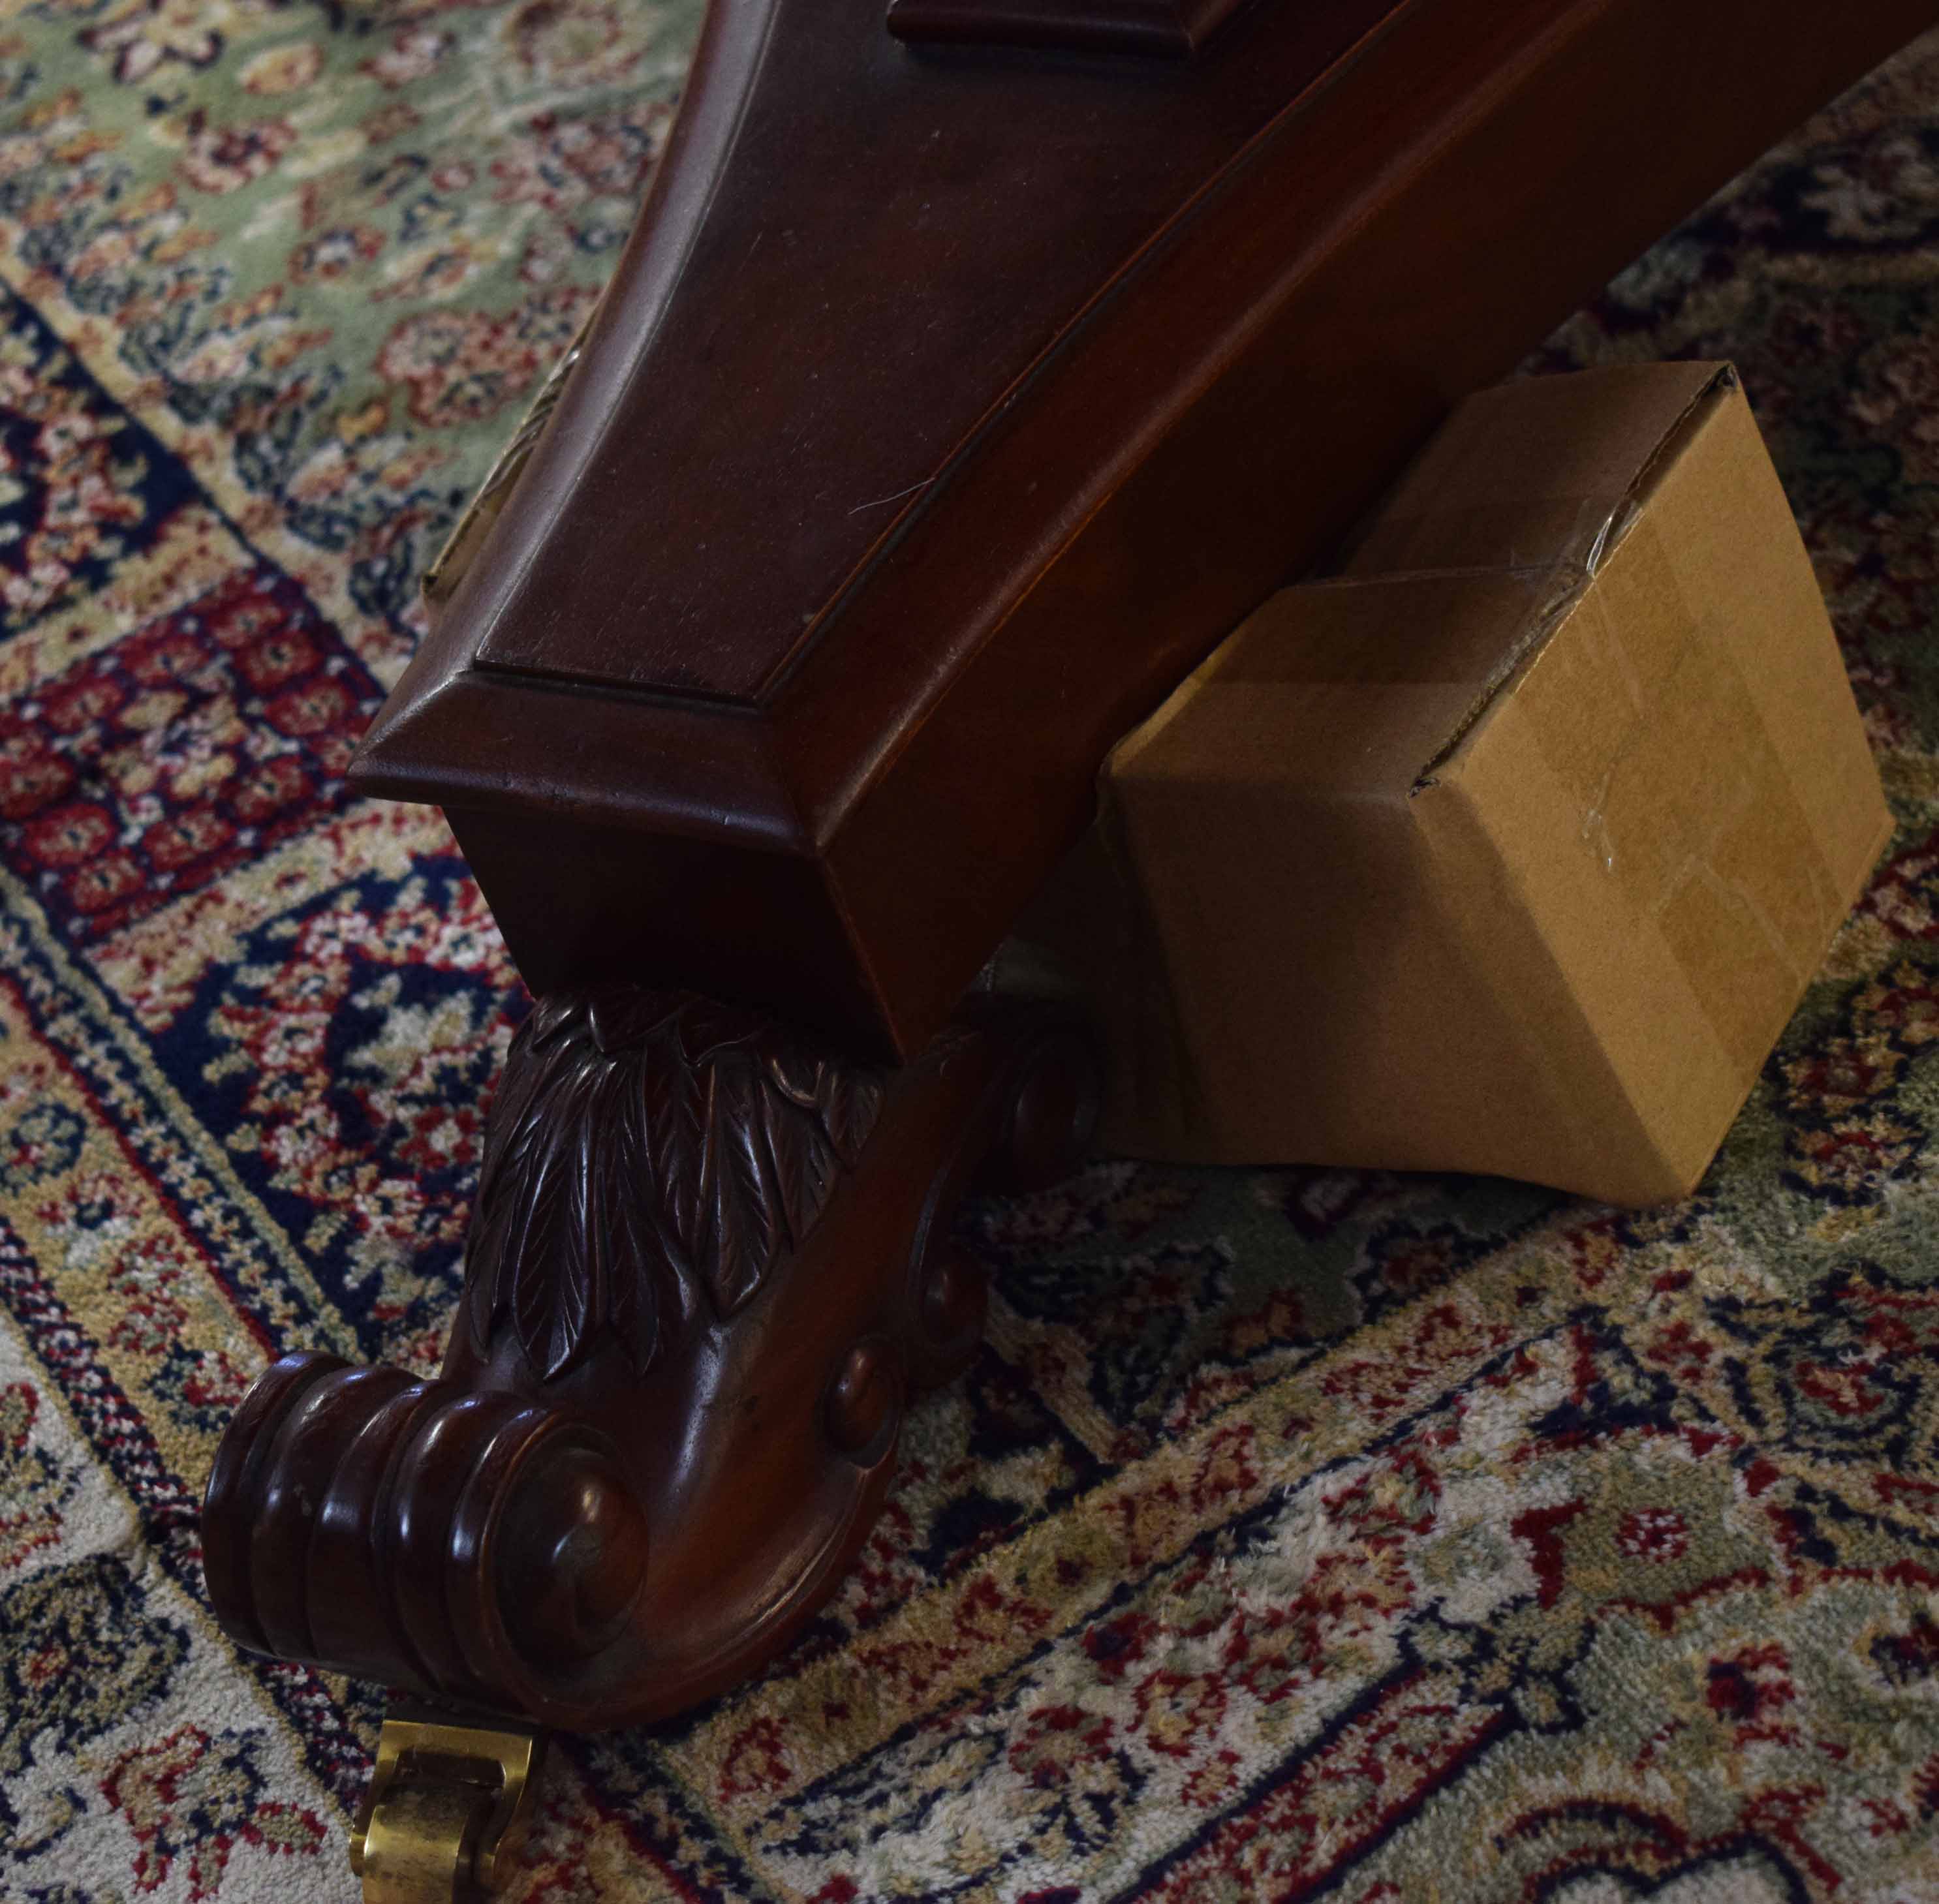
<box><xmin>350</xmin><ymin>1713</ymin><xmax>548</xmax><ymax>1903</ymax></box>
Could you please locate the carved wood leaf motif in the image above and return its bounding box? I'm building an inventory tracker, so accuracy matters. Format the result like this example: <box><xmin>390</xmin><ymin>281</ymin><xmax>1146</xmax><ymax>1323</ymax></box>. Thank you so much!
<box><xmin>465</xmin><ymin>990</ymin><xmax>888</xmax><ymax>1381</ymax></box>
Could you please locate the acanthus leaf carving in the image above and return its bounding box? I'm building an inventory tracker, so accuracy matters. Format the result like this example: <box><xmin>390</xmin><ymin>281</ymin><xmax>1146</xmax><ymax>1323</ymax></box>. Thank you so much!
<box><xmin>644</xmin><ymin>1032</ymin><xmax>705</xmax><ymax>1265</ymax></box>
<box><xmin>758</xmin><ymin>1075</ymin><xmax>832</xmax><ymax>1248</ymax></box>
<box><xmin>819</xmin><ymin>1065</ymin><xmax>886</xmax><ymax>1169</ymax></box>
<box><xmin>465</xmin><ymin>989</ymin><xmax>888</xmax><ymax>1383</ymax></box>
<box><xmin>697</xmin><ymin>1051</ymin><xmax>781</xmax><ymax>1315</ymax></box>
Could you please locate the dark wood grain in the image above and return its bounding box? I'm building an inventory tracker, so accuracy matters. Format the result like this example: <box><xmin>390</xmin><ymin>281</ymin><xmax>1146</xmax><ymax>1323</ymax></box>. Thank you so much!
<box><xmin>202</xmin><ymin>992</ymin><xmax>1096</xmax><ymax>1729</ymax></box>
<box><xmin>352</xmin><ymin>0</ymin><xmax>1939</xmax><ymax>1060</ymax></box>
<box><xmin>887</xmin><ymin>0</ymin><xmax>1250</xmax><ymax>60</ymax></box>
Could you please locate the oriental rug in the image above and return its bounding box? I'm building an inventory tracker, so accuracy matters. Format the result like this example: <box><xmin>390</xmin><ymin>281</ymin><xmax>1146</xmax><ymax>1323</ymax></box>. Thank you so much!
<box><xmin>1</xmin><ymin>7</ymin><xmax>1938</xmax><ymax>1901</ymax></box>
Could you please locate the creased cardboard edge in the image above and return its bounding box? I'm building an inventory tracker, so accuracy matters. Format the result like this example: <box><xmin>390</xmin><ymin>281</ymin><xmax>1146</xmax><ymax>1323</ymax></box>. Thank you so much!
<box><xmin>1406</xmin><ymin>363</ymin><xmax>1741</xmax><ymax>795</ymax></box>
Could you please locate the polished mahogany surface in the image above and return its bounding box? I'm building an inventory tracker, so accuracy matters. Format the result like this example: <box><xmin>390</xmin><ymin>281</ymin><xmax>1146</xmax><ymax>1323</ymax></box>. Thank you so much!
<box><xmin>470</xmin><ymin>0</ymin><xmax>1402</xmax><ymax>702</ymax></box>
<box><xmin>886</xmin><ymin>0</ymin><xmax>1252</xmax><ymax>59</ymax></box>
<box><xmin>202</xmin><ymin>991</ymin><xmax>1100</xmax><ymax>1730</ymax></box>
<box><xmin>356</xmin><ymin>0</ymin><xmax>1939</xmax><ymax>1060</ymax></box>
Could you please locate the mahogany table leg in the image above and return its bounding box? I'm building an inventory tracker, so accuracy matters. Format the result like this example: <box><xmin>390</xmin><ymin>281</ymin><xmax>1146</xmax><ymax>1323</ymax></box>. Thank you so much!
<box><xmin>201</xmin><ymin>987</ymin><xmax>1096</xmax><ymax>1732</ymax></box>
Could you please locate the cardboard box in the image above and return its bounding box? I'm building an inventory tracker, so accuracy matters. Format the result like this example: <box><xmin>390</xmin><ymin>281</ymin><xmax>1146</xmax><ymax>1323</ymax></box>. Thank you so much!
<box><xmin>1013</xmin><ymin>363</ymin><xmax>1891</xmax><ymax>1205</ymax></box>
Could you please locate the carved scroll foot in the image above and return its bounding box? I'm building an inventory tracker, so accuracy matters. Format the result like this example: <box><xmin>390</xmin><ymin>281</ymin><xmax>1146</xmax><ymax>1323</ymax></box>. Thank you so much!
<box><xmin>202</xmin><ymin>989</ymin><xmax>1095</xmax><ymax>1733</ymax></box>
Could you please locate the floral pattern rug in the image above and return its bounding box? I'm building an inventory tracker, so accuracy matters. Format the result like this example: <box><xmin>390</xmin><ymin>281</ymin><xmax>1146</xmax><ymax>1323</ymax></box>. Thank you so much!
<box><xmin>1</xmin><ymin>5</ymin><xmax>1938</xmax><ymax>1901</ymax></box>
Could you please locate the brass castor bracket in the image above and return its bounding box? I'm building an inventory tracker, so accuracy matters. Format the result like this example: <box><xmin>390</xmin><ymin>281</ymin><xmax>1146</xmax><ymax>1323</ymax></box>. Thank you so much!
<box><xmin>350</xmin><ymin>1712</ymin><xmax>548</xmax><ymax>1903</ymax></box>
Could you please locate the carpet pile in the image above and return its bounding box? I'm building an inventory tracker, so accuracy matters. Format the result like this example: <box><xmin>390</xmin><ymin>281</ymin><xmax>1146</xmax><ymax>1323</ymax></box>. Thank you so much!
<box><xmin>1</xmin><ymin>7</ymin><xmax>1938</xmax><ymax>1900</ymax></box>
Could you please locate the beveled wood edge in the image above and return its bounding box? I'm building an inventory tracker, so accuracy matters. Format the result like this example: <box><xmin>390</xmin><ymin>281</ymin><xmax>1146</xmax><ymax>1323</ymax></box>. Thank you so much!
<box><xmin>886</xmin><ymin>0</ymin><xmax>1247</xmax><ymax>61</ymax></box>
<box><xmin>354</xmin><ymin>0</ymin><xmax>790</xmax><ymax>759</ymax></box>
<box><xmin>345</xmin><ymin>0</ymin><xmax>1507</xmax><ymax>846</ymax></box>
<box><xmin>350</xmin><ymin>673</ymin><xmax>811</xmax><ymax>852</ymax></box>
<box><xmin>355</xmin><ymin>0</ymin><xmax>1929</xmax><ymax>852</ymax></box>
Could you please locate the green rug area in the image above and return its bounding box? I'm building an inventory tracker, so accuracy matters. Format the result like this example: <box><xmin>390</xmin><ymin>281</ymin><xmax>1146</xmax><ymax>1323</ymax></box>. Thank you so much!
<box><xmin>1</xmin><ymin>7</ymin><xmax>1937</xmax><ymax>1900</ymax></box>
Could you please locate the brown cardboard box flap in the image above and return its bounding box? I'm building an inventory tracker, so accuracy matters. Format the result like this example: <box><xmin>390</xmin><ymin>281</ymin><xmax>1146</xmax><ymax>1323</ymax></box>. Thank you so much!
<box><xmin>1344</xmin><ymin>358</ymin><xmax>1726</xmax><ymax>579</ymax></box>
